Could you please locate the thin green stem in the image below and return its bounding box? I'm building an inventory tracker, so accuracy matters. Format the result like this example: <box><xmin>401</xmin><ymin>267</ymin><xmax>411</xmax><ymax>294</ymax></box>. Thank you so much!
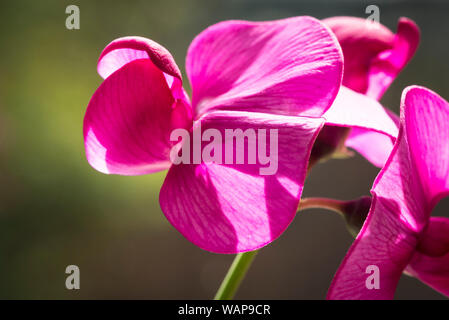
<box><xmin>298</xmin><ymin>197</ymin><xmax>345</xmax><ymax>215</ymax></box>
<box><xmin>214</xmin><ymin>250</ymin><xmax>258</xmax><ymax>300</ymax></box>
<box><xmin>299</xmin><ymin>196</ymin><xmax>371</xmax><ymax>238</ymax></box>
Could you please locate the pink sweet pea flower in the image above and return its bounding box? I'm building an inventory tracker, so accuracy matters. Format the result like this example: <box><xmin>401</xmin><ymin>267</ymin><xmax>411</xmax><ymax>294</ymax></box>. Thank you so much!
<box><xmin>328</xmin><ymin>86</ymin><xmax>449</xmax><ymax>299</ymax></box>
<box><xmin>316</xmin><ymin>17</ymin><xmax>420</xmax><ymax>167</ymax></box>
<box><xmin>83</xmin><ymin>17</ymin><xmax>343</xmax><ymax>253</ymax></box>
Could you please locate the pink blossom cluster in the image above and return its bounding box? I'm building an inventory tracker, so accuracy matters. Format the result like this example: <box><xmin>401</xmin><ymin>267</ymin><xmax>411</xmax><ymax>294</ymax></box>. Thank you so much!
<box><xmin>83</xmin><ymin>15</ymin><xmax>449</xmax><ymax>299</ymax></box>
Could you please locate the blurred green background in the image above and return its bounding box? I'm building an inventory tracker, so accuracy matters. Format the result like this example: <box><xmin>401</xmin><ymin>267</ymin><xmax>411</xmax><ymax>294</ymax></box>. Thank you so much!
<box><xmin>0</xmin><ymin>0</ymin><xmax>448</xmax><ymax>299</ymax></box>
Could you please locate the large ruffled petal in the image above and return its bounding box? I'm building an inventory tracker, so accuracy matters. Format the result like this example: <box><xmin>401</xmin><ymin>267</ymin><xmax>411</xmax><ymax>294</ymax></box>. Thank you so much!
<box><xmin>186</xmin><ymin>17</ymin><xmax>343</xmax><ymax>118</ymax></box>
<box><xmin>159</xmin><ymin>111</ymin><xmax>324</xmax><ymax>253</ymax></box>
<box><xmin>324</xmin><ymin>17</ymin><xmax>419</xmax><ymax>100</ymax></box>
<box><xmin>406</xmin><ymin>217</ymin><xmax>449</xmax><ymax>297</ymax></box>
<box><xmin>84</xmin><ymin>59</ymin><xmax>191</xmax><ymax>175</ymax></box>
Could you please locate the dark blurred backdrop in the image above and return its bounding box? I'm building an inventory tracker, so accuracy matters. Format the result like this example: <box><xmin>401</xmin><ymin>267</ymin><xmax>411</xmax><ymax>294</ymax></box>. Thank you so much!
<box><xmin>0</xmin><ymin>0</ymin><xmax>448</xmax><ymax>299</ymax></box>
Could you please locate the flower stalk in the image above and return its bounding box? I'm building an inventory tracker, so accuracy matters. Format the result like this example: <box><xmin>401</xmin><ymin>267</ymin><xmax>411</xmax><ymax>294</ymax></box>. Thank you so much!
<box><xmin>214</xmin><ymin>250</ymin><xmax>258</xmax><ymax>300</ymax></box>
<box><xmin>298</xmin><ymin>196</ymin><xmax>371</xmax><ymax>238</ymax></box>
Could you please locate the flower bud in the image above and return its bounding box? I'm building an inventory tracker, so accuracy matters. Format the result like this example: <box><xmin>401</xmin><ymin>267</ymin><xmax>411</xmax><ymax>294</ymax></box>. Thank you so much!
<box><xmin>340</xmin><ymin>196</ymin><xmax>372</xmax><ymax>238</ymax></box>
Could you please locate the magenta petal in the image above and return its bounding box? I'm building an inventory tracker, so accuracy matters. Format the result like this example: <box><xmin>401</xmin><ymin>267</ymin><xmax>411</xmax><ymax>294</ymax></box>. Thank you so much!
<box><xmin>328</xmin><ymin>127</ymin><xmax>427</xmax><ymax>299</ymax></box>
<box><xmin>97</xmin><ymin>36</ymin><xmax>190</xmax><ymax>103</ymax></box>
<box><xmin>186</xmin><ymin>17</ymin><xmax>343</xmax><ymax>118</ymax></box>
<box><xmin>367</xmin><ymin>18</ymin><xmax>420</xmax><ymax>99</ymax></box>
<box><xmin>323</xmin><ymin>87</ymin><xmax>399</xmax><ymax>167</ymax></box>
<box><xmin>97</xmin><ymin>36</ymin><xmax>182</xmax><ymax>81</ymax></box>
<box><xmin>416</xmin><ymin>217</ymin><xmax>449</xmax><ymax>258</ymax></box>
<box><xmin>323</xmin><ymin>16</ymin><xmax>394</xmax><ymax>95</ymax></box>
<box><xmin>84</xmin><ymin>59</ymin><xmax>190</xmax><ymax>175</ymax></box>
<box><xmin>406</xmin><ymin>217</ymin><xmax>449</xmax><ymax>297</ymax></box>
<box><xmin>345</xmin><ymin>128</ymin><xmax>396</xmax><ymax>167</ymax></box>
<box><xmin>324</xmin><ymin>17</ymin><xmax>419</xmax><ymax>100</ymax></box>
<box><xmin>324</xmin><ymin>87</ymin><xmax>398</xmax><ymax>136</ymax></box>
<box><xmin>328</xmin><ymin>86</ymin><xmax>449</xmax><ymax>299</ymax></box>
<box><xmin>404</xmin><ymin>86</ymin><xmax>449</xmax><ymax>202</ymax></box>
<box><xmin>396</xmin><ymin>87</ymin><xmax>449</xmax><ymax>298</ymax></box>
<box><xmin>159</xmin><ymin>111</ymin><xmax>324</xmax><ymax>253</ymax></box>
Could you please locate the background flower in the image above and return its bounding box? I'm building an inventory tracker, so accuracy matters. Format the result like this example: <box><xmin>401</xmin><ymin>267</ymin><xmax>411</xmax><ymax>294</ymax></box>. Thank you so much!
<box><xmin>312</xmin><ymin>17</ymin><xmax>419</xmax><ymax>167</ymax></box>
<box><xmin>328</xmin><ymin>86</ymin><xmax>449</xmax><ymax>299</ymax></box>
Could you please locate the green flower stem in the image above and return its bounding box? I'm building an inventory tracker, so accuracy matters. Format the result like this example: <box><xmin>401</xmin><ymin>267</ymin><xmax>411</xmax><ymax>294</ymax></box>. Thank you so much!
<box><xmin>214</xmin><ymin>250</ymin><xmax>258</xmax><ymax>300</ymax></box>
<box><xmin>214</xmin><ymin>197</ymin><xmax>355</xmax><ymax>300</ymax></box>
